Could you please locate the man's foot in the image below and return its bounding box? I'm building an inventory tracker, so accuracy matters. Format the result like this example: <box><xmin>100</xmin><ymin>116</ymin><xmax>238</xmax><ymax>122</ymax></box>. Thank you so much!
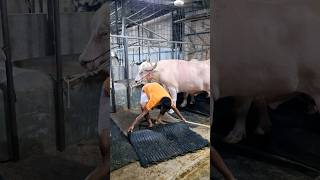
<box><xmin>148</xmin><ymin>123</ymin><xmax>153</xmax><ymax>128</ymax></box>
<box><xmin>155</xmin><ymin>120</ymin><xmax>166</xmax><ymax>125</ymax></box>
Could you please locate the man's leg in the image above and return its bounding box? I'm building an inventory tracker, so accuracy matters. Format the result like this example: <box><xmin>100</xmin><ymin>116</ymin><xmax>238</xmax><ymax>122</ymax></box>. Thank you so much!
<box><xmin>140</xmin><ymin>105</ymin><xmax>152</xmax><ymax>127</ymax></box>
<box><xmin>211</xmin><ymin>146</ymin><xmax>236</xmax><ymax>180</ymax></box>
<box><xmin>155</xmin><ymin>113</ymin><xmax>165</xmax><ymax>124</ymax></box>
<box><xmin>167</xmin><ymin>87</ymin><xmax>178</xmax><ymax>114</ymax></box>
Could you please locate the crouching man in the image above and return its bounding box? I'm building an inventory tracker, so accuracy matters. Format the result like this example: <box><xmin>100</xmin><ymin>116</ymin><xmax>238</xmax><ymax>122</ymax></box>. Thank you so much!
<box><xmin>128</xmin><ymin>82</ymin><xmax>186</xmax><ymax>132</ymax></box>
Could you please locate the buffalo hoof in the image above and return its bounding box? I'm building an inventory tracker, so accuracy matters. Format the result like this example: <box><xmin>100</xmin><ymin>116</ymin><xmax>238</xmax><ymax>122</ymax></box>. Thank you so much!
<box><xmin>306</xmin><ymin>105</ymin><xmax>318</xmax><ymax>114</ymax></box>
<box><xmin>254</xmin><ymin>127</ymin><xmax>265</xmax><ymax>135</ymax></box>
<box><xmin>254</xmin><ymin>123</ymin><xmax>271</xmax><ymax>135</ymax></box>
<box><xmin>223</xmin><ymin>130</ymin><xmax>246</xmax><ymax>144</ymax></box>
<box><xmin>180</xmin><ymin>101</ymin><xmax>188</xmax><ymax>108</ymax></box>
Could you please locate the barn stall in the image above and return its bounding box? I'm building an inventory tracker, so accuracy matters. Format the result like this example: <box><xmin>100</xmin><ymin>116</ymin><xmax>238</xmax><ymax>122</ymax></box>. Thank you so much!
<box><xmin>108</xmin><ymin>0</ymin><xmax>211</xmax><ymax>179</ymax></box>
<box><xmin>0</xmin><ymin>1</ymin><xmax>107</xmax><ymax>179</ymax></box>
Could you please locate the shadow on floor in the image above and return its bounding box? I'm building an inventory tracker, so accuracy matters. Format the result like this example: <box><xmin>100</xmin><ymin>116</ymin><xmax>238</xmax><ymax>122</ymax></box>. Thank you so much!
<box><xmin>0</xmin><ymin>154</ymin><xmax>94</xmax><ymax>180</ymax></box>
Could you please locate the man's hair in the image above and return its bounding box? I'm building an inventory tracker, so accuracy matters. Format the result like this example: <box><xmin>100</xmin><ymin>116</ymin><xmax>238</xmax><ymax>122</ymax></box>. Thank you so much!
<box><xmin>159</xmin><ymin>97</ymin><xmax>172</xmax><ymax>115</ymax></box>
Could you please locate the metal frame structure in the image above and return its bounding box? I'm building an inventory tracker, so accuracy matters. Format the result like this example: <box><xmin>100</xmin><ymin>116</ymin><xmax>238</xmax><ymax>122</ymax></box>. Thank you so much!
<box><xmin>49</xmin><ymin>0</ymin><xmax>66</xmax><ymax>152</ymax></box>
<box><xmin>0</xmin><ymin>0</ymin><xmax>19</xmax><ymax>161</ymax></box>
<box><xmin>0</xmin><ymin>0</ymin><xmax>67</xmax><ymax>161</ymax></box>
<box><xmin>109</xmin><ymin>0</ymin><xmax>210</xmax><ymax>112</ymax></box>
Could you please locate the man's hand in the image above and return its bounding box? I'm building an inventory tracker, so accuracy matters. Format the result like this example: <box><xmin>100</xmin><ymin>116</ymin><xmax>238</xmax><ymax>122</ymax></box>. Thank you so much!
<box><xmin>128</xmin><ymin>125</ymin><xmax>134</xmax><ymax>133</ymax></box>
<box><xmin>181</xmin><ymin>118</ymin><xmax>187</xmax><ymax>122</ymax></box>
<box><xmin>171</xmin><ymin>105</ymin><xmax>187</xmax><ymax>123</ymax></box>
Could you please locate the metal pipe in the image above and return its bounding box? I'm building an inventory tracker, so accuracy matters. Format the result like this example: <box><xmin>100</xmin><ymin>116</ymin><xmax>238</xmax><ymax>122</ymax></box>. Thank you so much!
<box><xmin>138</xmin><ymin>25</ymin><xmax>141</xmax><ymax>63</ymax></box>
<box><xmin>39</xmin><ymin>0</ymin><xmax>43</xmax><ymax>13</ymax></box>
<box><xmin>110</xmin><ymin>43</ymin><xmax>207</xmax><ymax>49</ymax></box>
<box><xmin>49</xmin><ymin>0</ymin><xmax>65</xmax><ymax>151</ymax></box>
<box><xmin>126</xmin><ymin>17</ymin><xmax>168</xmax><ymax>41</ymax></box>
<box><xmin>127</xmin><ymin>5</ymin><xmax>149</xmax><ymax>19</ymax></box>
<box><xmin>173</xmin><ymin>14</ymin><xmax>210</xmax><ymax>23</ymax></box>
<box><xmin>110</xmin><ymin>35</ymin><xmax>209</xmax><ymax>46</ymax></box>
<box><xmin>31</xmin><ymin>0</ymin><xmax>35</xmax><ymax>13</ymax></box>
<box><xmin>121</xmin><ymin>0</ymin><xmax>130</xmax><ymax>109</ymax></box>
<box><xmin>158</xmin><ymin>46</ymin><xmax>160</xmax><ymax>61</ymax></box>
<box><xmin>0</xmin><ymin>0</ymin><xmax>20</xmax><ymax>161</ymax></box>
<box><xmin>110</xmin><ymin>60</ymin><xmax>116</xmax><ymax>113</ymax></box>
<box><xmin>185</xmin><ymin>31</ymin><xmax>210</xmax><ymax>36</ymax></box>
<box><xmin>135</xmin><ymin>9</ymin><xmax>163</xmax><ymax>24</ymax></box>
<box><xmin>115</xmin><ymin>0</ymin><xmax>120</xmax><ymax>47</ymax></box>
<box><xmin>141</xmin><ymin>21</ymin><xmax>144</xmax><ymax>60</ymax></box>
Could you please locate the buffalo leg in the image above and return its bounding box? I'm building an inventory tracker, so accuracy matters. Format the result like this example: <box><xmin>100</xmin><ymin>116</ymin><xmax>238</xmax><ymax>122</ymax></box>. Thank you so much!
<box><xmin>224</xmin><ymin>97</ymin><xmax>252</xmax><ymax>144</ymax></box>
<box><xmin>167</xmin><ymin>87</ymin><xmax>178</xmax><ymax>114</ymax></box>
<box><xmin>190</xmin><ymin>94</ymin><xmax>195</xmax><ymax>105</ymax></box>
<box><xmin>180</xmin><ymin>92</ymin><xmax>189</xmax><ymax>107</ymax></box>
<box><xmin>253</xmin><ymin>99</ymin><xmax>272</xmax><ymax>135</ymax></box>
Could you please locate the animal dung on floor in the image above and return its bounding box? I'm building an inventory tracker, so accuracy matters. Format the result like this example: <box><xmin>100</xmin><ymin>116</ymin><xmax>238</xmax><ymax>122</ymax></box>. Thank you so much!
<box><xmin>128</xmin><ymin>122</ymin><xmax>209</xmax><ymax>167</ymax></box>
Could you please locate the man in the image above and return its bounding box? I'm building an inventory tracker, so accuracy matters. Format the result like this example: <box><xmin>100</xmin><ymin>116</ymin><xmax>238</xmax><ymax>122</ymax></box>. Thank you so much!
<box><xmin>128</xmin><ymin>82</ymin><xmax>186</xmax><ymax>132</ymax></box>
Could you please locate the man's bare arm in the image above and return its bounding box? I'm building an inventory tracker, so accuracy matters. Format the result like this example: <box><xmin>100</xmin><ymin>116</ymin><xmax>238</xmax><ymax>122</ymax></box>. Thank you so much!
<box><xmin>171</xmin><ymin>105</ymin><xmax>186</xmax><ymax>122</ymax></box>
<box><xmin>128</xmin><ymin>108</ymin><xmax>149</xmax><ymax>132</ymax></box>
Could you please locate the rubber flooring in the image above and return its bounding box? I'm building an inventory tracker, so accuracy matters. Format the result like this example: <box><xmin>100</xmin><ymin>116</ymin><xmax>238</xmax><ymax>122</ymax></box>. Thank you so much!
<box><xmin>128</xmin><ymin>122</ymin><xmax>209</xmax><ymax>167</ymax></box>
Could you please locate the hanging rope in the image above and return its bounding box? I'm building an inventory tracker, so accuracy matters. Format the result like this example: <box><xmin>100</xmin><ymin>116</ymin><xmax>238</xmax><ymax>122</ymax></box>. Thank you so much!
<box><xmin>63</xmin><ymin>50</ymin><xmax>109</xmax><ymax>108</ymax></box>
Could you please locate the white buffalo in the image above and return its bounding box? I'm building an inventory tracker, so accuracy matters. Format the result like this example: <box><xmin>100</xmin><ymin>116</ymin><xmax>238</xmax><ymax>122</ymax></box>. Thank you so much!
<box><xmin>212</xmin><ymin>0</ymin><xmax>320</xmax><ymax>143</ymax></box>
<box><xmin>78</xmin><ymin>2</ymin><xmax>109</xmax><ymax>179</ymax></box>
<box><xmin>134</xmin><ymin>59</ymin><xmax>210</xmax><ymax>110</ymax></box>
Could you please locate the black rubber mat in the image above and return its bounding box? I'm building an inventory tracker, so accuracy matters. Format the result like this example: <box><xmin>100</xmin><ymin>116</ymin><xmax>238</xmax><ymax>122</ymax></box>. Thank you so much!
<box><xmin>213</xmin><ymin>95</ymin><xmax>320</xmax><ymax>173</ymax></box>
<box><xmin>111</xmin><ymin>120</ymin><xmax>138</xmax><ymax>171</ymax></box>
<box><xmin>128</xmin><ymin>122</ymin><xmax>209</xmax><ymax>167</ymax></box>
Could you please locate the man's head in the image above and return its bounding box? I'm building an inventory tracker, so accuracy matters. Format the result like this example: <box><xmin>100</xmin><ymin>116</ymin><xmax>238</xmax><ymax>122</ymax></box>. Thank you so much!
<box><xmin>159</xmin><ymin>97</ymin><xmax>172</xmax><ymax>115</ymax></box>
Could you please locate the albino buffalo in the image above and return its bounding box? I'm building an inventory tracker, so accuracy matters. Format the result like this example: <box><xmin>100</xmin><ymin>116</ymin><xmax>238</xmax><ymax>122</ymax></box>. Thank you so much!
<box><xmin>78</xmin><ymin>2</ymin><xmax>109</xmax><ymax>179</ymax></box>
<box><xmin>79</xmin><ymin>3</ymin><xmax>108</xmax><ymax>71</ymax></box>
<box><xmin>213</xmin><ymin>0</ymin><xmax>320</xmax><ymax>143</ymax></box>
<box><xmin>134</xmin><ymin>59</ymin><xmax>210</xmax><ymax>110</ymax></box>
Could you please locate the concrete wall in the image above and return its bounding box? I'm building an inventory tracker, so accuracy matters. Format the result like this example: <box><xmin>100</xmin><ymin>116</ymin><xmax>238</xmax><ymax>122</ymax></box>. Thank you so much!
<box><xmin>0</xmin><ymin>55</ymin><xmax>103</xmax><ymax>159</ymax></box>
<box><xmin>6</xmin><ymin>0</ymin><xmax>107</xmax><ymax>14</ymax></box>
<box><xmin>0</xmin><ymin>89</ymin><xmax>8</xmax><ymax>161</ymax></box>
<box><xmin>0</xmin><ymin>67</ymin><xmax>55</xmax><ymax>159</ymax></box>
<box><xmin>14</xmin><ymin>68</ymin><xmax>56</xmax><ymax>158</ymax></box>
<box><xmin>111</xmin><ymin>82</ymin><xmax>141</xmax><ymax>111</ymax></box>
<box><xmin>0</xmin><ymin>13</ymin><xmax>94</xmax><ymax>61</ymax></box>
<box><xmin>0</xmin><ymin>3</ymin><xmax>104</xmax><ymax>159</ymax></box>
<box><xmin>6</xmin><ymin>0</ymin><xmax>80</xmax><ymax>14</ymax></box>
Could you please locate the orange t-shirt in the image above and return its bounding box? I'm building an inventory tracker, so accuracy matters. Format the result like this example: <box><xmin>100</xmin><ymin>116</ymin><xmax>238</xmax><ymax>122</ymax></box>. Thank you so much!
<box><xmin>143</xmin><ymin>82</ymin><xmax>172</xmax><ymax>110</ymax></box>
